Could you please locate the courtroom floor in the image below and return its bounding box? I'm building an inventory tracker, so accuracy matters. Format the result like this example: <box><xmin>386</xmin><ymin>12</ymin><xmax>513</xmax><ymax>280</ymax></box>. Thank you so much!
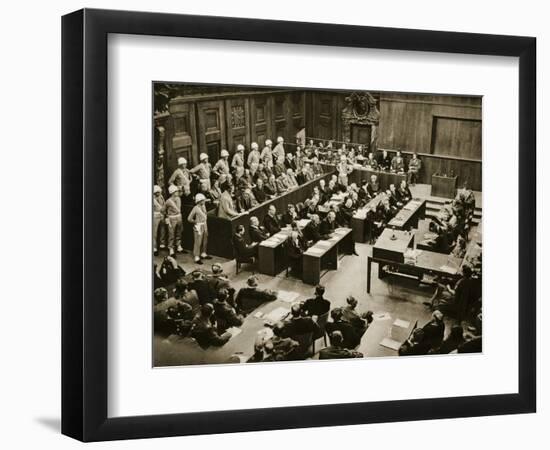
<box><xmin>153</xmin><ymin>215</ymin><xmax>468</xmax><ymax>365</ymax></box>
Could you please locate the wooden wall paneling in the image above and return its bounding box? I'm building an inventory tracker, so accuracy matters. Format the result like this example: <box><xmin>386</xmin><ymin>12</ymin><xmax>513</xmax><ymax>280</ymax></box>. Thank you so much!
<box><xmin>225</xmin><ymin>97</ymin><xmax>250</xmax><ymax>154</ymax></box>
<box><xmin>196</xmin><ymin>99</ymin><xmax>226</xmax><ymax>164</ymax></box>
<box><xmin>167</xmin><ymin>100</ymin><xmax>197</xmax><ymax>173</ymax></box>
<box><xmin>250</xmin><ymin>94</ymin><xmax>272</xmax><ymax>149</ymax></box>
<box><xmin>273</xmin><ymin>92</ymin><xmax>288</xmax><ymax>141</ymax></box>
<box><xmin>430</xmin><ymin>116</ymin><xmax>482</xmax><ymax>159</ymax></box>
<box><xmin>289</xmin><ymin>91</ymin><xmax>306</xmax><ymax>143</ymax></box>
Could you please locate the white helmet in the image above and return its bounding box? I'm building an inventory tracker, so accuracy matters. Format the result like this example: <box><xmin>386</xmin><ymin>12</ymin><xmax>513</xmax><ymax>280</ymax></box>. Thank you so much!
<box><xmin>220</xmin><ymin>149</ymin><xmax>229</xmax><ymax>158</ymax></box>
<box><xmin>153</xmin><ymin>185</ymin><xmax>162</xmax><ymax>194</ymax></box>
<box><xmin>177</xmin><ymin>157</ymin><xmax>187</xmax><ymax>165</ymax></box>
<box><xmin>265</xmin><ymin>139</ymin><xmax>272</xmax><ymax>146</ymax></box>
<box><xmin>251</xmin><ymin>142</ymin><xmax>259</xmax><ymax>150</ymax></box>
<box><xmin>168</xmin><ymin>184</ymin><xmax>179</xmax><ymax>195</ymax></box>
<box><xmin>277</xmin><ymin>136</ymin><xmax>284</xmax><ymax>143</ymax></box>
<box><xmin>199</xmin><ymin>153</ymin><xmax>208</xmax><ymax>161</ymax></box>
<box><xmin>195</xmin><ymin>193</ymin><xmax>206</xmax><ymax>204</ymax></box>
<box><xmin>237</xmin><ymin>144</ymin><xmax>245</xmax><ymax>151</ymax></box>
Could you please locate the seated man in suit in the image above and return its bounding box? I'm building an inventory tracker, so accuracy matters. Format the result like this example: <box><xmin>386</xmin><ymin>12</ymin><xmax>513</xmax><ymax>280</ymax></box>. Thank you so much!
<box><xmin>302</xmin><ymin>214</ymin><xmax>322</xmax><ymax>244</ymax></box>
<box><xmin>264</xmin><ymin>174</ymin><xmax>278</xmax><ymax>198</ymax></box>
<box><xmin>282</xmin><ymin>203</ymin><xmax>299</xmax><ymax>226</ymax></box>
<box><xmin>319</xmin><ymin>331</ymin><xmax>364</xmax><ymax>360</ymax></box>
<box><xmin>311</xmin><ymin>156</ymin><xmax>324</xmax><ymax>177</ymax></box>
<box><xmin>319</xmin><ymin>210</ymin><xmax>338</xmax><ymax>239</ymax></box>
<box><xmin>398</xmin><ymin>328</ymin><xmax>431</xmax><ymax>356</ymax></box>
<box><xmin>338</xmin><ymin>198</ymin><xmax>356</xmax><ymax>228</ymax></box>
<box><xmin>252</xmin><ymin>177</ymin><xmax>268</xmax><ymax>204</ymax></box>
<box><xmin>206</xmin><ymin>264</ymin><xmax>235</xmax><ymax>307</ymax></box>
<box><xmin>263</xmin><ymin>204</ymin><xmax>282</xmax><ymax>235</ymax></box>
<box><xmin>287</xmin><ymin>230</ymin><xmax>305</xmax><ymax>276</ymax></box>
<box><xmin>377</xmin><ymin>149</ymin><xmax>392</xmax><ymax>170</ymax></box>
<box><xmin>342</xmin><ymin>296</ymin><xmax>373</xmax><ymax>337</ymax></box>
<box><xmin>235</xmin><ymin>275</ymin><xmax>277</xmax><ymax>316</ymax></box>
<box><xmin>390</xmin><ymin>150</ymin><xmax>405</xmax><ymax>173</ymax></box>
<box><xmin>396</xmin><ymin>180</ymin><xmax>413</xmax><ymax>204</ymax></box>
<box><xmin>367</xmin><ymin>174</ymin><xmax>380</xmax><ymax>197</ymax></box>
<box><xmin>280</xmin><ymin>303</ymin><xmax>321</xmax><ymax>344</ymax></box>
<box><xmin>213</xmin><ymin>289</ymin><xmax>243</xmax><ymax>333</ymax></box>
<box><xmin>407</xmin><ymin>152</ymin><xmax>422</xmax><ymax>185</ymax></box>
<box><xmin>387</xmin><ymin>183</ymin><xmax>402</xmax><ymax>209</ymax></box>
<box><xmin>325</xmin><ymin>307</ymin><xmax>361</xmax><ymax>349</ymax></box>
<box><xmin>232</xmin><ymin>224</ymin><xmax>258</xmax><ymax>260</ymax></box>
<box><xmin>302</xmin><ymin>284</ymin><xmax>331</xmax><ymax>317</ymax></box>
<box><xmin>363</xmin><ymin>152</ymin><xmax>378</xmax><ymax>169</ymax></box>
<box><xmin>191</xmin><ymin>303</ymin><xmax>231</xmax><ymax>349</ymax></box>
<box><xmin>264</xmin><ymin>322</ymin><xmax>299</xmax><ymax>362</ymax></box>
<box><xmin>249</xmin><ymin>215</ymin><xmax>269</xmax><ymax>243</ymax></box>
<box><xmin>421</xmin><ymin>310</ymin><xmax>445</xmax><ymax>352</ymax></box>
<box><xmin>188</xmin><ymin>270</ymin><xmax>217</xmax><ymax>306</ymax></box>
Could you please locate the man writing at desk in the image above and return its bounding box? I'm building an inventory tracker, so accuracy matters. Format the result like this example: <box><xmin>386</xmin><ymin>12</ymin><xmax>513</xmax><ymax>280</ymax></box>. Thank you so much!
<box><xmin>263</xmin><ymin>204</ymin><xmax>282</xmax><ymax>235</ymax></box>
<box><xmin>249</xmin><ymin>216</ymin><xmax>269</xmax><ymax>243</ymax></box>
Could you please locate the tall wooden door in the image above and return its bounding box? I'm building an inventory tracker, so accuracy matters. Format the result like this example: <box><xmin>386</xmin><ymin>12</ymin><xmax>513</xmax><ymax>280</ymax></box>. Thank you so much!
<box><xmin>250</xmin><ymin>95</ymin><xmax>272</xmax><ymax>149</ymax></box>
<box><xmin>196</xmin><ymin>100</ymin><xmax>226</xmax><ymax>164</ymax></box>
<box><xmin>225</xmin><ymin>97</ymin><xmax>250</xmax><ymax>154</ymax></box>
<box><xmin>351</xmin><ymin>124</ymin><xmax>372</xmax><ymax>146</ymax></box>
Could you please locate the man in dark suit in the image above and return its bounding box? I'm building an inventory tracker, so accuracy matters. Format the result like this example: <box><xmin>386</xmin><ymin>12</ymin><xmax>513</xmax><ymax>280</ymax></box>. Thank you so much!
<box><xmin>396</xmin><ymin>180</ymin><xmax>412</xmax><ymax>204</ymax></box>
<box><xmin>325</xmin><ymin>307</ymin><xmax>361</xmax><ymax>349</ymax></box>
<box><xmin>319</xmin><ymin>210</ymin><xmax>338</xmax><ymax>238</ymax></box>
<box><xmin>188</xmin><ymin>270</ymin><xmax>217</xmax><ymax>306</ymax></box>
<box><xmin>319</xmin><ymin>331</ymin><xmax>364</xmax><ymax>359</ymax></box>
<box><xmin>252</xmin><ymin>178</ymin><xmax>268</xmax><ymax>203</ymax></box>
<box><xmin>281</xmin><ymin>303</ymin><xmax>321</xmax><ymax>338</ymax></box>
<box><xmin>191</xmin><ymin>303</ymin><xmax>231</xmax><ymax>349</ymax></box>
<box><xmin>281</xmin><ymin>204</ymin><xmax>299</xmax><ymax>226</ymax></box>
<box><xmin>287</xmin><ymin>231</ymin><xmax>305</xmax><ymax>275</ymax></box>
<box><xmin>235</xmin><ymin>275</ymin><xmax>277</xmax><ymax>315</ymax></box>
<box><xmin>367</xmin><ymin>174</ymin><xmax>380</xmax><ymax>197</ymax></box>
<box><xmin>302</xmin><ymin>214</ymin><xmax>322</xmax><ymax>244</ymax></box>
<box><xmin>377</xmin><ymin>149</ymin><xmax>392</xmax><ymax>170</ymax></box>
<box><xmin>249</xmin><ymin>216</ymin><xmax>269</xmax><ymax>243</ymax></box>
<box><xmin>302</xmin><ymin>284</ymin><xmax>331</xmax><ymax>317</ymax></box>
<box><xmin>263</xmin><ymin>204</ymin><xmax>282</xmax><ymax>235</ymax></box>
<box><xmin>232</xmin><ymin>225</ymin><xmax>258</xmax><ymax>259</ymax></box>
<box><xmin>421</xmin><ymin>310</ymin><xmax>445</xmax><ymax>351</ymax></box>
<box><xmin>398</xmin><ymin>328</ymin><xmax>431</xmax><ymax>356</ymax></box>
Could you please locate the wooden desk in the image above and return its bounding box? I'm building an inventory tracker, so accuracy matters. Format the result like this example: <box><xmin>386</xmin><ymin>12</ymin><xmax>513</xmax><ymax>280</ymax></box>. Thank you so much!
<box><xmin>351</xmin><ymin>194</ymin><xmax>384</xmax><ymax>243</ymax></box>
<box><xmin>187</xmin><ymin>171</ymin><xmax>335</xmax><ymax>259</ymax></box>
<box><xmin>258</xmin><ymin>219</ymin><xmax>310</xmax><ymax>276</ymax></box>
<box><xmin>367</xmin><ymin>246</ymin><xmax>463</xmax><ymax>293</ymax></box>
<box><xmin>302</xmin><ymin>228</ymin><xmax>353</xmax><ymax>285</ymax></box>
<box><xmin>349</xmin><ymin>167</ymin><xmax>406</xmax><ymax>191</ymax></box>
<box><xmin>387</xmin><ymin>199</ymin><xmax>426</xmax><ymax>230</ymax></box>
<box><xmin>431</xmin><ymin>174</ymin><xmax>458</xmax><ymax>199</ymax></box>
<box><xmin>357</xmin><ymin>314</ymin><xmax>415</xmax><ymax>357</ymax></box>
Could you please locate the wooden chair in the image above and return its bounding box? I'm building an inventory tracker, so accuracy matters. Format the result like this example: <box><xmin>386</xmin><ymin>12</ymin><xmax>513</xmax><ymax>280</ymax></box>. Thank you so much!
<box><xmin>235</xmin><ymin>257</ymin><xmax>255</xmax><ymax>275</ymax></box>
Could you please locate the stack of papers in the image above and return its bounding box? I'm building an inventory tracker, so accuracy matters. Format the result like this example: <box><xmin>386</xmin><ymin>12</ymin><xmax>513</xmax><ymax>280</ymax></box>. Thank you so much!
<box><xmin>278</xmin><ymin>290</ymin><xmax>300</xmax><ymax>304</ymax></box>
<box><xmin>380</xmin><ymin>337</ymin><xmax>401</xmax><ymax>351</ymax></box>
<box><xmin>265</xmin><ymin>307</ymin><xmax>290</xmax><ymax>323</ymax></box>
<box><xmin>440</xmin><ymin>265</ymin><xmax>458</xmax><ymax>274</ymax></box>
<box><xmin>306</xmin><ymin>248</ymin><xmax>325</xmax><ymax>256</ymax></box>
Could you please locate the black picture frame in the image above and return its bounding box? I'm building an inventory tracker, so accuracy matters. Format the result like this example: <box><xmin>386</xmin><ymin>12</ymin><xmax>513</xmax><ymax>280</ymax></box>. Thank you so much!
<box><xmin>62</xmin><ymin>8</ymin><xmax>536</xmax><ymax>442</ymax></box>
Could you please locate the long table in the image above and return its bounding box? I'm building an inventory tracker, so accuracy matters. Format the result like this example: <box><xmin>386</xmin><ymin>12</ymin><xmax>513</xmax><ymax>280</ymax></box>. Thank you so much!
<box><xmin>348</xmin><ymin>166</ymin><xmax>407</xmax><ymax>190</ymax></box>
<box><xmin>302</xmin><ymin>228</ymin><xmax>353</xmax><ymax>285</ymax></box>
<box><xmin>181</xmin><ymin>171</ymin><xmax>335</xmax><ymax>259</ymax></box>
<box><xmin>258</xmin><ymin>219</ymin><xmax>310</xmax><ymax>276</ymax></box>
<box><xmin>387</xmin><ymin>199</ymin><xmax>426</xmax><ymax>230</ymax></box>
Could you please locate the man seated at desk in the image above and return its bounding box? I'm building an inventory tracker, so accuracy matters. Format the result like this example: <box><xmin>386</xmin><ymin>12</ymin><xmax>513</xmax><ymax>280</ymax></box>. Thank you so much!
<box><xmin>213</xmin><ymin>289</ymin><xmax>243</xmax><ymax>333</ymax></box>
<box><xmin>263</xmin><ymin>204</ymin><xmax>282</xmax><ymax>235</ymax></box>
<box><xmin>319</xmin><ymin>331</ymin><xmax>364</xmax><ymax>360</ymax></box>
<box><xmin>264</xmin><ymin>174</ymin><xmax>278</xmax><ymax>198</ymax></box>
<box><xmin>252</xmin><ymin>178</ymin><xmax>268</xmax><ymax>203</ymax></box>
<box><xmin>285</xmin><ymin>168</ymin><xmax>299</xmax><ymax>189</ymax></box>
<box><xmin>407</xmin><ymin>152</ymin><xmax>422</xmax><ymax>185</ymax></box>
<box><xmin>364</xmin><ymin>152</ymin><xmax>378</xmax><ymax>169</ymax></box>
<box><xmin>377</xmin><ymin>149</ymin><xmax>392</xmax><ymax>171</ymax></box>
<box><xmin>280</xmin><ymin>303</ymin><xmax>321</xmax><ymax>342</ymax></box>
<box><xmin>311</xmin><ymin>156</ymin><xmax>324</xmax><ymax>177</ymax></box>
<box><xmin>303</xmin><ymin>214</ymin><xmax>323</xmax><ymax>244</ymax></box>
<box><xmin>325</xmin><ymin>307</ymin><xmax>361</xmax><ymax>349</ymax></box>
<box><xmin>235</xmin><ymin>275</ymin><xmax>277</xmax><ymax>316</ymax></box>
<box><xmin>302</xmin><ymin>284</ymin><xmax>331</xmax><ymax>317</ymax></box>
<box><xmin>297</xmin><ymin>163</ymin><xmax>315</xmax><ymax>185</ymax></box>
<box><xmin>387</xmin><ymin>183</ymin><xmax>402</xmax><ymax>212</ymax></box>
<box><xmin>275</xmin><ymin>173</ymin><xmax>289</xmax><ymax>194</ymax></box>
<box><xmin>390</xmin><ymin>150</ymin><xmax>405</xmax><ymax>173</ymax></box>
<box><xmin>319</xmin><ymin>210</ymin><xmax>338</xmax><ymax>239</ymax></box>
<box><xmin>398</xmin><ymin>328</ymin><xmax>431</xmax><ymax>356</ymax></box>
<box><xmin>337</xmin><ymin>198</ymin><xmax>356</xmax><ymax>228</ymax></box>
<box><xmin>342</xmin><ymin>296</ymin><xmax>373</xmax><ymax>338</ymax></box>
<box><xmin>396</xmin><ymin>180</ymin><xmax>412</xmax><ymax>204</ymax></box>
<box><xmin>249</xmin><ymin>216</ymin><xmax>269</xmax><ymax>243</ymax></box>
<box><xmin>191</xmin><ymin>303</ymin><xmax>232</xmax><ymax>349</ymax></box>
<box><xmin>232</xmin><ymin>224</ymin><xmax>258</xmax><ymax>259</ymax></box>
<box><xmin>367</xmin><ymin>174</ymin><xmax>380</xmax><ymax>197</ymax></box>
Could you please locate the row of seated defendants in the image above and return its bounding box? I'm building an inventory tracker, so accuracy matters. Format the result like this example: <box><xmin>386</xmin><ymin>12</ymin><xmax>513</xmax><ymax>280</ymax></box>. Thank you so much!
<box><xmin>231</xmin><ymin>173</ymin><xmax>418</xmax><ymax>273</ymax></box>
<box><xmin>154</xmin><ymin>263</ymin><xmax>482</xmax><ymax>362</ymax></box>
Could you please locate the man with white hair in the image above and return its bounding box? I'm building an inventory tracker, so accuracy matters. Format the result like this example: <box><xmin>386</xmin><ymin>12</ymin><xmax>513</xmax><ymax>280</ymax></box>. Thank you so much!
<box><xmin>153</xmin><ymin>185</ymin><xmax>167</xmax><ymax>256</ymax></box>
<box><xmin>247</xmin><ymin>142</ymin><xmax>261</xmax><ymax>168</ymax></box>
<box><xmin>311</xmin><ymin>156</ymin><xmax>324</xmax><ymax>177</ymax></box>
<box><xmin>286</xmin><ymin>168</ymin><xmax>299</xmax><ymax>188</ymax></box>
<box><xmin>190</xmin><ymin>153</ymin><xmax>212</xmax><ymax>190</ymax></box>
<box><xmin>231</xmin><ymin>144</ymin><xmax>245</xmax><ymax>170</ymax></box>
<box><xmin>261</xmin><ymin>139</ymin><xmax>274</xmax><ymax>168</ymax></box>
<box><xmin>168</xmin><ymin>157</ymin><xmax>191</xmax><ymax>191</ymax></box>
<box><xmin>273</xmin><ymin>136</ymin><xmax>285</xmax><ymax>161</ymax></box>
<box><xmin>165</xmin><ymin>184</ymin><xmax>184</xmax><ymax>256</ymax></box>
<box><xmin>213</xmin><ymin>149</ymin><xmax>230</xmax><ymax>178</ymax></box>
<box><xmin>187</xmin><ymin>193</ymin><xmax>210</xmax><ymax>264</ymax></box>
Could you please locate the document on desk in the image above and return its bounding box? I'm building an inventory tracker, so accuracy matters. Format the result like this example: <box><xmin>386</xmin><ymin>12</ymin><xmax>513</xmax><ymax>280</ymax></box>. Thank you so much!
<box><xmin>440</xmin><ymin>265</ymin><xmax>458</xmax><ymax>274</ymax></box>
<box><xmin>306</xmin><ymin>248</ymin><xmax>325</xmax><ymax>256</ymax></box>
<box><xmin>265</xmin><ymin>307</ymin><xmax>290</xmax><ymax>322</ymax></box>
<box><xmin>393</xmin><ymin>318</ymin><xmax>410</xmax><ymax>328</ymax></box>
<box><xmin>226</xmin><ymin>327</ymin><xmax>242</xmax><ymax>338</ymax></box>
<box><xmin>373</xmin><ymin>312</ymin><xmax>391</xmax><ymax>321</ymax></box>
<box><xmin>380</xmin><ymin>337</ymin><xmax>402</xmax><ymax>351</ymax></box>
<box><xmin>278</xmin><ymin>290</ymin><xmax>300</xmax><ymax>304</ymax></box>
<box><xmin>316</xmin><ymin>240</ymin><xmax>332</xmax><ymax>249</ymax></box>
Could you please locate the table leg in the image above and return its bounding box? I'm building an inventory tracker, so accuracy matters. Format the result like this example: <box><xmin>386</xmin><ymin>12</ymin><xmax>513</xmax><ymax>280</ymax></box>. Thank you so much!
<box><xmin>367</xmin><ymin>256</ymin><xmax>372</xmax><ymax>293</ymax></box>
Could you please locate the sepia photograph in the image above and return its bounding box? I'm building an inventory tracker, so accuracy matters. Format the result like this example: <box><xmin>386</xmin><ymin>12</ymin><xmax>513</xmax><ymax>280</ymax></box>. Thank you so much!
<box><xmin>152</xmin><ymin>83</ymin><xmax>483</xmax><ymax>367</ymax></box>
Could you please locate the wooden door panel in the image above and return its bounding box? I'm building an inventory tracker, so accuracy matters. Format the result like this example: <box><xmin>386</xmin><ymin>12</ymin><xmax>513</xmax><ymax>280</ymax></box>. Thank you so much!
<box><xmin>197</xmin><ymin>100</ymin><xmax>226</xmax><ymax>165</ymax></box>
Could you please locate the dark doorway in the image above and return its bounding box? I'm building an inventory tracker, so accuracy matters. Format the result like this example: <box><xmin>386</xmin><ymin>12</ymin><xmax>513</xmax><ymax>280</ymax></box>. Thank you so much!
<box><xmin>351</xmin><ymin>124</ymin><xmax>372</xmax><ymax>146</ymax></box>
